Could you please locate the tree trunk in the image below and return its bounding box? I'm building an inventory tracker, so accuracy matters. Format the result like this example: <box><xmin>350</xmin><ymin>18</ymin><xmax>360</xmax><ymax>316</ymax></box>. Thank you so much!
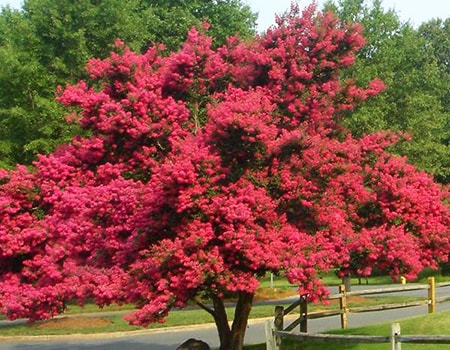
<box><xmin>212</xmin><ymin>295</ymin><xmax>232</xmax><ymax>349</ymax></box>
<box><xmin>343</xmin><ymin>274</ymin><xmax>352</xmax><ymax>292</ymax></box>
<box><xmin>211</xmin><ymin>292</ymin><xmax>254</xmax><ymax>350</ymax></box>
<box><xmin>229</xmin><ymin>291</ymin><xmax>254</xmax><ymax>350</ymax></box>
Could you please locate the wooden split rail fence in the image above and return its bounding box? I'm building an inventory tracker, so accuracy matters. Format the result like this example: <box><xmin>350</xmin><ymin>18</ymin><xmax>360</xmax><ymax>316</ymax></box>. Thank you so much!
<box><xmin>267</xmin><ymin>323</ymin><xmax>450</xmax><ymax>350</ymax></box>
<box><xmin>265</xmin><ymin>277</ymin><xmax>450</xmax><ymax>349</ymax></box>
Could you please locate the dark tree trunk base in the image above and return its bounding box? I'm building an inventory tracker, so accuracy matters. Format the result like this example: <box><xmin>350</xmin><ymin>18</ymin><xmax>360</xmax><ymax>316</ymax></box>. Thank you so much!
<box><xmin>214</xmin><ymin>291</ymin><xmax>254</xmax><ymax>350</ymax></box>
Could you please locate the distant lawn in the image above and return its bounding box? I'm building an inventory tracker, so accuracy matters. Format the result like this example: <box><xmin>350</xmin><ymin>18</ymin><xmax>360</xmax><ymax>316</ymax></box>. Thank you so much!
<box><xmin>318</xmin><ymin>268</ymin><xmax>450</xmax><ymax>286</ymax></box>
<box><xmin>416</xmin><ymin>267</ymin><xmax>450</xmax><ymax>283</ymax></box>
<box><xmin>0</xmin><ymin>294</ymin><xmax>424</xmax><ymax>336</ymax></box>
<box><xmin>318</xmin><ymin>271</ymin><xmax>394</xmax><ymax>286</ymax></box>
<box><xmin>282</xmin><ymin>310</ymin><xmax>450</xmax><ymax>350</ymax></box>
<box><xmin>257</xmin><ymin>270</ymin><xmax>399</xmax><ymax>289</ymax></box>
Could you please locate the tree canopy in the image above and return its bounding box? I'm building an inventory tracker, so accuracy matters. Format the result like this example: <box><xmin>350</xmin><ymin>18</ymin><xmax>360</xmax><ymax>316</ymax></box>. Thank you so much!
<box><xmin>0</xmin><ymin>5</ymin><xmax>448</xmax><ymax>350</ymax></box>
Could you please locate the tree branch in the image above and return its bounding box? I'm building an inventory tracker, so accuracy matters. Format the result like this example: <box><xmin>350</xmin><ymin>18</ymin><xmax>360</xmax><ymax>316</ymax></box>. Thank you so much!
<box><xmin>196</xmin><ymin>299</ymin><xmax>215</xmax><ymax>317</ymax></box>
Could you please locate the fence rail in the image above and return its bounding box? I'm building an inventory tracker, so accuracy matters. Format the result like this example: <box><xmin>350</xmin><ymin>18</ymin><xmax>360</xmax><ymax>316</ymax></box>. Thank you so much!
<box><xmin>397</xmin><ymin>335</ymin><xmax>450</xmax><ymax>344</ymax></box>
<box><xmin>275</xmin><ymin>330</ymin><xmax>390</xmax><ymax>343</ymax></box>
<box><xmin>328</xmin><ymin>283</ymin><xmax>430</xmax><ymax>299</ymax></box>
<box><xmin>348</xmin><ymin>299</ymin><xmax>428</xmax><ymax>313</ymax></box>
<box><xmin>266</xmin><ymin>277</ymin><xmax>450</xmax><ymax>349</ymax></box>
<box><xmin>266</xmin><ymin>322</ymin><xmax>450</xmax><ymax>350</ymax></box>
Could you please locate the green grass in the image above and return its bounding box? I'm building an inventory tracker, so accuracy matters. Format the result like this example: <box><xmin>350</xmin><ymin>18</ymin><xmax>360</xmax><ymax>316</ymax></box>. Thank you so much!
<box><xmin>282</xmin><ymin>310</ymin><xmax>450</xmax><ymax>349</ymax></box>
<box><xmin>259</xmin><ymin>271</ymin><xmax>396</xmax><ymax>288</ymax></box>
<box><xmin>0</xmin><ymin>309</ymin><xmax>216</xmax><ymax>337</ymax></box>
<box><xmin>64</xmin><ymin>302</ymin><xmax>135</xmax><ymax>315</ymax></box>
<box><xmin>318</xmin><ymin>271</ymin><xmax>395</xmax><ymax>286</ymax></box>
<box><xmin>416</xmin><ymin>267</ymin><xmax>450</xmax><ymax>283</ymax></box>
<box><xmin>318</xmin><ymin>268</ymin><xmax>450</xmax><ymax>286</ymax></box>
<box><xmin>1</xmin><ymin>270</ymin><xmax>448</xmax><ymax>337</ymax></box>
<box><xmin>258</xmin><ymin>273</ymin><xmax>295</xmax><ymax>289</ymax></box>
<box><xmin>0</xmin><ymin>294</ymin><xmax>424</xmax><ymax>336</ymax></box>
<box><xmin>257</xmin><ymin>271</ymin><xmax>400</xmax><ymax>291</ymax></box>
<box><xmin>0</xmin><ymin>315</ymin><xmax>140</xmax><ymax>336</ymax></box>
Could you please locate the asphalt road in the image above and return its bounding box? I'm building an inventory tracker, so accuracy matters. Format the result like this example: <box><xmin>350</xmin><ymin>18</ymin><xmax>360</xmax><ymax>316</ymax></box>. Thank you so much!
<box><xmin>1</xmin><ymin>285</ymin><xmax>449</xmax><ymax>350</ymax></box>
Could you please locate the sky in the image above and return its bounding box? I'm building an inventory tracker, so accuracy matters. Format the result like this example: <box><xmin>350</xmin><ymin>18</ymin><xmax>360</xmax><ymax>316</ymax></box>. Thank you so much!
<box><xmin>243</xmin><ymin>0</ymin><xmax>450</xmax><ymax>31</ymax></box>
<box><xmin>0</xmin><ymin>0</ymin><xmax>448</xmax><ymax>31</ymax></box>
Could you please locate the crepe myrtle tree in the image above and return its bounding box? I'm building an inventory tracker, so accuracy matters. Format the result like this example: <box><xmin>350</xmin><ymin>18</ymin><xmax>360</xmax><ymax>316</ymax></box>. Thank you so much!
<box><xmin>0</xmin><ymin>4</ymin><xmax>448</xmax><ymax>350</ymax></box>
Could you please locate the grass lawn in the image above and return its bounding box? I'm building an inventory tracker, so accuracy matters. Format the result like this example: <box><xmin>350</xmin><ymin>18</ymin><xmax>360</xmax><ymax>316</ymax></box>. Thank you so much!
<box><xmin>1</xmin><ymin>270</ymin><xmax>448</xmax><ymax>337</ymax></box>
<box><xmin>317</xmin><ymin>271</ymin><xmax>394</xmax><ymax>286</ymax></box>
<box><xmin>260</xmin><ymin>271</ymin><xmax>399</xmax><ymax>288</ymax></box>
<box><xmin>318</xmin><ymin>268</ymin><xmax>450</xmax><ymax>286</ymax></box>
<box><xmin>0</xmin><ymin>294</ymin><xmax>425</xmax><ymax>336</ymax></box>
<box><xmin>281</xmin><ymin>310</ymin><xmax>450</xmax><ymax>349</ymax></box>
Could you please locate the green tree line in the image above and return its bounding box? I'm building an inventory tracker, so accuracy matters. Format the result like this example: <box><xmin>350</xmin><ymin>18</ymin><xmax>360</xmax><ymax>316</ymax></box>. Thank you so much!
<box><xmin>0</xmin><ymin>0</ymin><xmax>448</xmax><ymax>183</ymax></box>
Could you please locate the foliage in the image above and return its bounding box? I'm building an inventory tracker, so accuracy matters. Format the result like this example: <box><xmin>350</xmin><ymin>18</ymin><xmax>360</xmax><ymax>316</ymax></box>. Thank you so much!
<box><xmin>0</xmin><ymin>0</ymin><xmax>256</xmax><ymax>167</ymax></box>
<box><xmin>143</xmin><ymin>0</ymin><xmax>257</xmax><ymax>50</ymax></box>
<box><xmin>418</xmin><ymin>18</ymin><xmax>450</xmax><ymax>183</ymax></box>
<box><xmin>0</xmin><ymin>7</ymin><xmax>78</xmax><ymax>166</ymax></box>
<box><xmin>0</xmin><ymin>4</ymin><xmax>448</xmax><ymax>350</ymax></box>
<box><xmin>323</xmin><ymin>0</ymin><xmax>450</xmax><ymax>183</ymax></box>
<box><xmin>21</xmin><ymin>0</ymin><xmax>256</xmax><ymax>78</ymax></box>
<box><xmin>419</xmin><ymin>18</ymin><xmax>450</xmax><ymax>76</ymax></box>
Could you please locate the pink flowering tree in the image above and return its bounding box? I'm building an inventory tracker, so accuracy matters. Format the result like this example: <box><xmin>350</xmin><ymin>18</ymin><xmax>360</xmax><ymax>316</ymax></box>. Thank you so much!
<box><xmin>0</xmin><ymin>4</ymin><xmax>449</xmax><ymax>350</ymax></box>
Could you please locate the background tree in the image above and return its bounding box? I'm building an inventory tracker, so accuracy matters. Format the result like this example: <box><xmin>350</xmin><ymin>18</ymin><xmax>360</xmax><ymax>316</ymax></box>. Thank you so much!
<box><xmin>143</xmin><ymin>0</ymin><xmax>257</xmax><ymax>50</ymax></box>
<box><xmin>418</xmin><ymin>18</ymin><xmax>450</xmax><ymax>183</ymax></box>
<box><xmin>0</xmin><ymin>7</ymin><xmax>76</xmax><ymax>167</ymax></box>
<box><xmin>419</xmin><ymin>18</ymin><xmax>450</xmax><ymax>76</ymax></box>
<box><xmin>0</xmin><ymin>0</ymin><xmax>256</xmax><ymax>167</ymax></box>
<box><xmin>21</xmin><ymin>0</ymin><xmax>152</xmax><ymax>81</ymax></box>
<box><xmin>0</xmin><ymin>5</ymin><xmax>448</xmax><ymax>350</ymax></box>
<box><xmin>323</xmin><ymin>0</ymin><xmax>450</xmax><ymax>183</ymax></box>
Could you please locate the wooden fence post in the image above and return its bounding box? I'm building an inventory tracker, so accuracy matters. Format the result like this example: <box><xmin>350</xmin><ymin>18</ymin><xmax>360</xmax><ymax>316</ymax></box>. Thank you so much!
<box><xmin>339</xmin><ymin>284</ymin><xmax>348</xmax><ymax>329</ymax></box>
<box><xmin>391</xmin><ymin>323</ymin><xmax>401</xmax><ymax>350</ymax></box>
<box><xmin>428</xmin><ymin>277</ymin><xmax>436</xmax><ymax>313</ymax></box>
<box><xmin>265</xmin><ymin>319</ymin><xmax>277</xmax><ymax>350</ymax></box>
<box><xmin>300</xmin><ymin>294</ymin><xmax>308</xmax><ymax>333</ymax></box>
<box><xmin>274</xmin><ymin>305</ymin><xmax>284</xmax><ymax>348</ymax></box>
